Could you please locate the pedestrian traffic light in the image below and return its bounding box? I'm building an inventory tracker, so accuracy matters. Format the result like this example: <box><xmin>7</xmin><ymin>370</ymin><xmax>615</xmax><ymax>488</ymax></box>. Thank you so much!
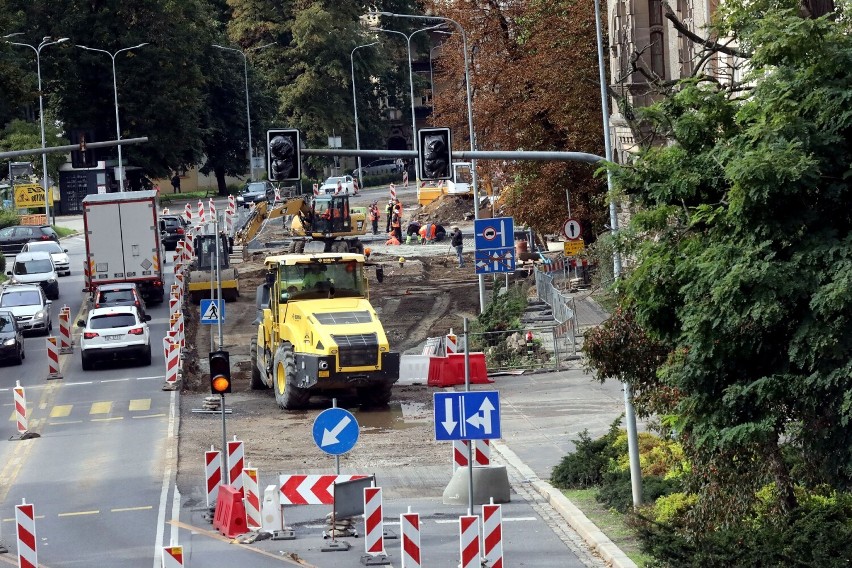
<box><xmin>267</xmin><ymin>129</ymin><xmax>301</xmax><ymax>182</ymax></box>
<box><xmin>209</xmin><ymin>350</ymin><xmax>231</xmax><ymax>395</ymax></box>
<box><xmin>418</xmin><ymin>127</ymin><xmax>452</xmax><ymax>181</ymax></box>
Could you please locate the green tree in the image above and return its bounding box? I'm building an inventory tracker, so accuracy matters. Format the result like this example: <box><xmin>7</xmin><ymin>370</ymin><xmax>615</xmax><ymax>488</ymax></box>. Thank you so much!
<box><xmin>590</xmin><ymin>0</ymin><xmax>852</xmax><ymax>540</ymax></box>
<box><xmin>0</xmin><ymin>119</ymin><xmax>69</xmax><ymax>185</ymax></box>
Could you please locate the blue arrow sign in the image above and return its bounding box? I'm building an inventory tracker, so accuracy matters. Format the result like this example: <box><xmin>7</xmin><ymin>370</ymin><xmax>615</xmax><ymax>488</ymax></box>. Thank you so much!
<box><xmin>199</xmin><ymin>299</ymin><xmax>225</xmax><ymax>325</ymax></box>
<box><xmin>474</xmin><ymin>248</ymin><xmax>516</xmax><ymax>274</ymax></box>
<box><xmin>313</xmin><ymin>407</ymin><xmax>360</xmax><ymax>455</ymax></box>
<box><xmin>434</xmin><ymin>391</ymin><xmax>501</xmax><ymax>441</ymax></box>
<box><xmin>474</xmin><ymin>217</ymin><xmax>515</xmax><ymax>251</ymax></box>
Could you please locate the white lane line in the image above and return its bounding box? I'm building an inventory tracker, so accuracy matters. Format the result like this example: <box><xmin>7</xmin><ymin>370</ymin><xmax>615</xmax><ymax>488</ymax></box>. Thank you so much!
<box><xmin>434</xmin><ymin>516</ymin><xmax>536</xmax><ymax>524</ymax></box>
<box><xmin>102</xmin><ymin>378</ymin><xmax>130</xmax><ymax>383</ymax></box>
<box><xmin>153</xmin><ymin>389</ymin><xmax>177</xmax><ymax>568</ymax></box>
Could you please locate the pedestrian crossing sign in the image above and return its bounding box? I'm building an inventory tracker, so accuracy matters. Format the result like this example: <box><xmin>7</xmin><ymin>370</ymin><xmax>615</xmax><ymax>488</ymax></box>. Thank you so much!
<box><xmin>200</xmin><ymin>299</ymin><xmax>225</xmax><ymax>324</ymax></box>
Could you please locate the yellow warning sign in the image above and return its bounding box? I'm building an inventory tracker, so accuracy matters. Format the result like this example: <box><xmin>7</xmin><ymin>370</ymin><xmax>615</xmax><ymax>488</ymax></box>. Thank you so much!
<box><xmin>14</xmin><ymin>184</ymin><xmax>47</xmax><ymax>208</ymax></box>
<box><xmin>563</xmin><ymin>240</ymin><xmax>586</xmax><ymax>256</ymax></box>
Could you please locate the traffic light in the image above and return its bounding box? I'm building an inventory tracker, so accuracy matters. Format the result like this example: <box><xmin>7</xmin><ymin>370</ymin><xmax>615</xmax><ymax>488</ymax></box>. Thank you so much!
<box><xmin>267</xmin><ymin>129</ymin><xmax>301</xmax><ymax>182</ymax></box>
<box><xmin>418</xmin><ymin>127</ymin><xmax>452</xmax><ymax>181</ymax></box>
<box><xmin>209</xmin><ymin>350</ymin><xmax>231</xmax><ymax>395</ymax></box>
<box><xmin>70</xmin><ymin>128</ymin><xmax>99</xmax><ymax>168</ymax></box>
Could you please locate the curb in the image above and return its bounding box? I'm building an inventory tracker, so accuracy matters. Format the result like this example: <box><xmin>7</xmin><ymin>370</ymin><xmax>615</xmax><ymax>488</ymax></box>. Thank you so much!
<box><xmin>492</xmin><ymin>440</ymin><xmax>638</xmax><ymax>568</ymax></box>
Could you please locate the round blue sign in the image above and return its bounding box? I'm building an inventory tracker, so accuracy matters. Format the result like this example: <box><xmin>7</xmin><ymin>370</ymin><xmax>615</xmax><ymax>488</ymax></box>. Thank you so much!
<box><xmin>312</xmin><ymin>408</ymin><xmax>360</xmax><ymax>455</ymax></box>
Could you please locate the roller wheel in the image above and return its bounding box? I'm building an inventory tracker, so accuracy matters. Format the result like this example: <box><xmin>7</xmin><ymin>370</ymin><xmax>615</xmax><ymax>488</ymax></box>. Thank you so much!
<box><xmin>249</xmin><ymin>338</ymin><xmax>267</xmax><ymax>390</ymax></box>
<box><xmin>273</xmin><ymin>342</ymin><xmax>310</xmax><ymax>409</ymax></box>
<box><xmin>358</xmin><ymin>382</ymin><xmax>394</xmax><ymax>407</ymax></box>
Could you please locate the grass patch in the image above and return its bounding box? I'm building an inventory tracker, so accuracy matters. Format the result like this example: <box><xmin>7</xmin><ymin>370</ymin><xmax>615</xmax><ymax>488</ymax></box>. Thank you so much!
<box><xmin>53</xmin><ymin>225</ymin><xmax>77</xmax><ymax>238</ymax></box>
<box><xmin>563</xmin><ymin>488</ymin><xmax>655</xmax><ymax>567</ymax></box>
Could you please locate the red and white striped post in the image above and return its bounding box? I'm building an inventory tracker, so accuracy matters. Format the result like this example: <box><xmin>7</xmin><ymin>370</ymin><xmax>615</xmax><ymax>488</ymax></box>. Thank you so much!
<box><xmin>184</xmin><ymin>202</ymin><xmax>192</xmax><ymax>223</ymax></box>
<box><xmin>169</xmin><ymin>294</ymin><xmax>180</xmax><ymax>320</ymax></box>
<box><xmin>400</xmin><ymin>507</ymin><xmax>422</xmax><ymax>568</ymax></box>
<box><xmin>163</xmin><ymin>338</ymin><xmax>180</xmax><ymax>385</ymax></box>
<box><xmin>313</xmin><ymin>183</ymin><xmax>319</xmax><ymax>195</ymax></box>
<box><xmin>59</xmin><ymin>306</ymin><xmax>73</xmax><ymax>353</ymax></box>
<box><xmin>161</xmin><ymin>545</ymin><xmax>184</xmax><ymax>568</ymax></box>
<box><xmin>182</xmin><ymin>229</ymin><xmax>194</xmax><ymax>262</ymax></box>
<box><xmin>363</xmin><ymin>486</ymin><xmax>386</xmax><ymax>556</ymax></box>
<box><xmin>162</xmin><ymin>207</ymin><xmax>170</xmax><ymax>215</ymax></box>
<box><xmin>459</xmin><ymin>514</ymin><xmax>481</xmax><ymax>568</ymax></box>
<box><xmin>205</xmin><ymin>446</ymin><xmax>222</xmax><ymax>508</ymax></box>
<box><xmin>208</xmin><ymin>197</ymin><xmax>217</xmax><ymax>221</ymax></box>
<box><xmin>243</xmin><ymin>466</ymin><xmax>261</xmax><ymax>530</ymax></box>
<box><xmin>14</xmin><ymin>381</ymin><xmax>27</xmax><ymax>435</ymax></box>
<box><xmin>389</xmin><ymin>183</ymin><xmax>397</xmax><ymax>200</ymax></box>
<box><xmin>176</xmin><ymin>312</ymin><xmax>185</xmax><ymax>348</ymax></box>
<box><xmin>445</xmin><ymin>328</ymin><xmax>458</xmax><ymax>354</ymax></box>
<box><xmin>198</xmin><ymin>200</ymin><xmax>205</xmax><ymax>224</ymax></box>
<box><xmin>174</xmin><ymin>271</ymin><xmax>185</xmax><ymax>294</ymax></box>
<box><xmin>15</xmin><ymin>499</ymin><xmax>37</xmax><ymax>568</ymax></box>
<box><xmin>227</xmin><ymin>437</ymin><xmax>244</xmax><ymax>489</ymax></box>
<box><xmin>45</xmin><ymin>336</ymin><xmax>62</xmax><ymax>380</ymax></box>
<box><xmin>453</xmin><ymin>439</ymin><xmax>491</xmax><ymax>472</ymax></box>
<box><xmin>482</xmin><ymin>500</ymin><xmax>504</xmax><ymax>568</ymax></box>
<box><xmin>227</xmin><ymin>194</ymin><xmax>235</xmax><ymax>212</ymax></box>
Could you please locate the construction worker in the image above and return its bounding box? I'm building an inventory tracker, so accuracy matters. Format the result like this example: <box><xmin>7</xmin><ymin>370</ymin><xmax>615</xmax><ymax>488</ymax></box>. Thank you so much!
<box><xmin>406</xmin><ymin>220</ymin><xmax>421</xmax><ymax>244</ymax></box>
<box><xmin>385</xmin><ymin>199</ymin><xmax>394</xmax><ymax>233</ymax></box>
<box><xmin>417</xmin><ymin>223</ymin><xmax>428</xmax><ymax>244</ymax></box>
<box><xmin>368</xmin><ymin>202</ymin><xmax>380</xmax><ymax>235</ymax></box>
<box><xmin>391</xmin><ymin>212</ymin><xmax>402</xmax><ymax>243</ymax></box>
<box><xmin>302</xmin><ymin>264</ymin><xmax>330</xmax><ymax>290</ymax></box>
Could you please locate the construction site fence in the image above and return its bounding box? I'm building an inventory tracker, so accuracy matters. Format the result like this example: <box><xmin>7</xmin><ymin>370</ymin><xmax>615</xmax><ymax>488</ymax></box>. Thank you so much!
<box><xmin>533</xmin><ymin>265</ymin><xmax>582</xmax><ymax>334</ymax></box>
<box><xmin>464</xmin><ymin>326</ymin><xmax>578</xmax><ymax>373</ymax></box>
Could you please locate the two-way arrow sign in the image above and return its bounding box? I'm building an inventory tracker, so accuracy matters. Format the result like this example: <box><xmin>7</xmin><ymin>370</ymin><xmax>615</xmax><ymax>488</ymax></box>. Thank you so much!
<box><xmin>434</xmin><ymin>391</ymin><xmax>501</xmax><ymax>441</ymax></box>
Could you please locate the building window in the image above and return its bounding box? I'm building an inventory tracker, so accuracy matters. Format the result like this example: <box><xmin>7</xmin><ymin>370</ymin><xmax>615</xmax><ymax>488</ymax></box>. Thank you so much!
<box><xmin>649</xmin><ymin>0</ymin><xmax>665</xmax><ymax>78</ymax></box>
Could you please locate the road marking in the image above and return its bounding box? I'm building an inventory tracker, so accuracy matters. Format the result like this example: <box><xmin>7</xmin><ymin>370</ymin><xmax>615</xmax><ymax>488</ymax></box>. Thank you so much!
<box><xmin>64</xmin><ymin>381</ymin><xmax>94</xmax><ymax>386</ymax></box>
<box><xmin>112</xmin><ymin>506</ymin><xmax>153</xmax><ymax>513</ymax></box>
<box><xmin>92</xmin><ymin>417</ymin><xmax>124</xmax><ymax>422</ymax></box>
<box><xmin>154</xmin><ymin>389</ymin><xmax>178</xmax><ymax>568</ymax></box>
<box><xmin>58</xmin><ymin>510</ymin><xmax>99</xmax><ymax>517</ymax></box>
<box><xmin>138</xmin><ymin>375</ymin><xmax>164</xmax><ymax>381</ymax></box>
<box><xmin>8</xmin><ymin>406</ymin><xmax>32</xmax><ymax>421</ymax></box>
<box><xmin>434</xmin><ymin>516</ymin><xmax>537</xmax><ymax>524</ymax></box>
<box><xmin>130</xmin><ymin>399</ymin><xmax>151</xmax><ymax>411</ymax></box>
<box><xmin>90</xmin><ymin>401</ymin><xmax>112</xmax><ymax>414</ymax></box>
<box><xmin>50</xmin><ymin>405</ymin><xmax>73</xmax><ymax>417</ymax></box>
<box><xmin>133</xmin><ymin>414</ymin><xmax>166</xmax><ymax>419</ymax></box>
<box><xmin>48</xmin><ymin>420</ymin><xmax>84</xmax><ymax>425</ymax></box>
<box><xmin>102</xmin><ymin>378</ymin><xmax>130</xmax><ymax>383</ymax></box>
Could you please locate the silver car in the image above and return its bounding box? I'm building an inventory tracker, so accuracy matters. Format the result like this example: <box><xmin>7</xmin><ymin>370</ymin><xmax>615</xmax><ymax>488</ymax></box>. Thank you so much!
<box><xmin>0</xmin><ymin>284</ymin><xmax>52</xmax><ymax>335</ymax></box>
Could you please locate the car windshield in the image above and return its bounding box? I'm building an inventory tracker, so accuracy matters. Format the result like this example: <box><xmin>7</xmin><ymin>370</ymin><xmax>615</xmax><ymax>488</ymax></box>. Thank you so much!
<box><xmin>14</xmin><ymin>259</ymin><xmax>53</xmax><ymax>274</ymax></box>
<box><xmin>0</xmin><ymin>314</ymin><xmax>14</xmax><ymax>332</ymax></box>
<box><xmin>89</xmin><ymin>313</ymin><xmax>137</xmax><ymax>329</ymax></box>
<box><xmin>278</xmin><ymin>261</ymin><xmax>366</xmax><ymax>301</ymax></box>
<box><xmin>25</xmin><ymin>242</ymin><xmax>62</xmax><ymax>254</ymax></box>
<box><xmin>0</xmin><ymin>291</ymin><xmax>41</xmax><ymax>307</ymax></box>
<box><xmin>245</xmin><ymin>182</ymin><xmax>267</xmax><ymax>194</ymax></box>
<box><xmin>99</xmin><ymin>290</ymin><xmax>136</xmax><ymax>304</ymax></box>
<box><xmin>324</xmin><ymin>177</ymin><xmax>343</xmax><ymax>184</ymax></box>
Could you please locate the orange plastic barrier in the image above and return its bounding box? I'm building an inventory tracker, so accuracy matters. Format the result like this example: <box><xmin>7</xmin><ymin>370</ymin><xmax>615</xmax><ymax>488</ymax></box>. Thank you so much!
<box><xmin>427</xmin><ymin>353</ymin><xmax>491</xmax><ymax>387</ymax></box>
<box><xmin>213</xmin><ymin>484</ymin><xmax>248</xmax><ymax>538</ymax></box>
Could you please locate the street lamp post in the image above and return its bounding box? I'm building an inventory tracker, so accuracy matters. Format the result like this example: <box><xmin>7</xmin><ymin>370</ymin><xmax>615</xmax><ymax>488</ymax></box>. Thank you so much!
<box><xmin>213</xmin><ymin>42</ymin><xmax>275</xmax><ymax>182</ymax></box>
<box><xmin>8</xmin><ymin>35</ymin><xmax>69</xmax><ymax>221</ymax></box>
<box><xmin>371</xmin><ymin>25</ymin><xmax>442</xmax><ymax>188</ymax></box>
<box><xmin>351</xmin><ymin>42</ymin><xmax>379</xmax><ymax>191</ymax></box>
<box><xmin>375</xmin><ymin>11</ymin><xmax>485</xmax><ymax>311</ymax></box>
<box><xmin>76</xmin><ymin>43</ymin><xmax>149</xmax><ymax>192</ymax></box>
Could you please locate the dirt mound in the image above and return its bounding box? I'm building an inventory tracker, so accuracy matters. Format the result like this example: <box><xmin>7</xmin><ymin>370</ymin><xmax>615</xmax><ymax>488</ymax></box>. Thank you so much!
<box><xmin>413</xmin><ymin>194</ymin><xmax>474</xmax><ymax>225</ymax></box>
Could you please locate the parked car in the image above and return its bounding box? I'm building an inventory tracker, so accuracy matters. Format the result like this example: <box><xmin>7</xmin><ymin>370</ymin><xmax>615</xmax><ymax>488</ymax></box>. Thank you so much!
<box><xmin>0</xmin><ymin>309</ymin><xmax>25</xmax><ymax>365</ymax></box>
<box><xmin>78</xmin><ymin>305</ymin><xmax>152</xmax><ymax>370</ymax></box>
<box><xmin>0</xmin><ymin>284</ymin><xmax>52</xmax><ymax>335</ymax></box>
<box><xmin>6</xmin><ymin>251</ymin><xmax>59</xmax><ymax>300</ymax></box>
<box><xmin>236</xmin><ymin>181</ymin><xmax>274</xmax><ymax>208</ymax></box>
<box><xmin>92</xmin><ymin>282</ymin><xmax>147</xmax><ymax>319</ymax></box>
<box><xmin>0</xmin><ymin>225</ymin><xmax>59</xmax><ymax>256</ymax></box>
<box><xmin>20</xmin><ymin>241</ymin><xmax>70</xmax><ymax>276</ymax></box>
<box><xmin>352</xmin><ymin>159</ymin><xmax>401</xmax><ymax>178</ymax></box>
<box><xmin>159</xmin><ymin>214</ymin><xmax>190</xmax><ymax>251</ymax></box>
<box><xmin>319</xmin><ymin>175</ymin><xmax>356</xmax><ymax>194</ymax></box>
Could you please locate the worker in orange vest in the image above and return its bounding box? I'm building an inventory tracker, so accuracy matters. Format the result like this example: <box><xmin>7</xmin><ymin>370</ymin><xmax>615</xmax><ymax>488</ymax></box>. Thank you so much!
<box><xmin>391</xmin><ymin>212</ymin><xmax>402</xmax><ymax>243</ymax></box>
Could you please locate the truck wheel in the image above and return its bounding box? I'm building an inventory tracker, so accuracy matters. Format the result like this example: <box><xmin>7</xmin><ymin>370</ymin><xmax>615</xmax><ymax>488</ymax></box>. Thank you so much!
<box><xmin>249</xmin><ymin>338</ymin><xmax>267</xmax><ymax>390</ymax></box>
<box><xmin>286</xmin><ymin>241</ymin><xmax>297</xmax><ymax>254</ymax></box>
<box><xmin>190</xmin><ymin>291</ymin><xmax>202</xmax><ymax>304</ymax></box>
<box><xmin>273</xmin><ymin>343</ymin><xmax>310</xmax><ymax>409</ymax></box>
<box><xmin>358</xmin><ymin>383</ymin><xmax>393</xmax><ymax>407</ymax></box>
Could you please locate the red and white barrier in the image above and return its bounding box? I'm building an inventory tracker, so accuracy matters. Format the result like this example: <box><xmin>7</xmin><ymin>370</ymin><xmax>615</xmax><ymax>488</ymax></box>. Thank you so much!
<box><xmin>227</xmin><ymin>195</ymin><xmax>235</xmax><ymax>212</ymax></box>
<box><xmin>14</xmin><ymin>381</ymin><xmax>27</xmax><ymax>435</ymax></box>
<box><xmin>243</xmin><ymin>466</ymin><xmax>261</xmax><ymax>530</ymax></box>
<box><xmin>459</xmin><ymin>514</ymin><xmax>481</xmax><ymax>568</ymax></box>
<box><xmin>482</xmin><ymin>502</ymin><xmax>504</xmax><ymax>568</ymax></box>
<box><xmin>15</xmin><ymin>499</ymin><xmax>37</xmax><ymax>568</ymax></box>
<box><xmin>390</xmin><ymin>183</ymin><xmax>397</xmax><ymax>200</ymax></box>
<box><xmin>162</xmin><ymin>207</ymin><xmax>170</xmax><ymax>215</ymax></box>
<box><xmin>205</xmin><ymin>447</ymin><xmax>222</xmax><ymax>508</ymax></box>
<box><xmin>177</xmin><ymin>313</ymin><xmax>185</xmax><ymax>348</ymax></box>
<box><xmin>453</xmin><ymin>439</ymin><xmax>491</xmax><ymax>472</ymax></box>
<box><xmin>164</xmin><ymin>338</ymin><xmax>180</xmax><ymax>385</ymax></box>
<box><xmin>174</xmin><ymin>271</ymin><xmax>185</xmax><ymax>293</ymax></box>
<box><xmin>46</xmin><ymin>336</ymin><xmax>62</xmax><ymax>380</ymax></box>
<box><xmin>183</xmin><ymin>202</ymin><xmax>192</xmax><ymax>223</ymax></box>
<box><xmin>169</xmin><ymin>295</ymin><xmax>180</xmax><ymax>320</ymax></box>
<box><xmin>400</xmin><ymin>510</ymin><xmax>422</xmax><ymax>568</ymax></box>
<box><xmin>278</xmin><ymin>474</ymin><xmax>368</xmax><ymax>505</ymax></box>
<box><xmin>227</xmin><ymin>438</ymin><xmax>244</xmax><ymax>489</ymax></box>
<box><xmin>446</xmin><ymin>329</ymin><xmax>458</xmax><ymax>354</ymax></box>
<box><xmin>197</xmin><ymin>200</ymin><xmax>205</xmax><ymax>224</ymax></box>
<box><xmin>313</xmin><ymin>183</ymin><xmax>319</xmax><ymax>195</ymax></box>
<box><xmin>161</xmin><ymin>545</ymin><xmax>184</xmax><ymax>568</ymax></box>
<box><xmin>209</xmin><ymin>197</ymin><xmax>216</xmax><ymax>221</ymax></box>
<box><xmin>274</xmin><ymin>187</ymin><xmax>281</xmax><ymax>203</ymax></box>
<box><xmin>59</xmin><ymin>306</ymin><xmax>73</xmax><ymax>354</ymax></box>
<box><xmin>363</xmin><ymin>486</ymin><xmax>385</xmax><ymax>556</ymax></box>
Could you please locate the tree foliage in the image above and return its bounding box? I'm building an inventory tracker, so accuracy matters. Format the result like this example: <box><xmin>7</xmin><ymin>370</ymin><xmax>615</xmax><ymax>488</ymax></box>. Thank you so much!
<box><xmin>423</xmin><ymin>0</ymin><xmax>608</xmax><ymax>236</ymax></box>
<box><xmin>585</xmin><ymin>0</ymin><xmax>852</xmax><ymax>545</ymax></box>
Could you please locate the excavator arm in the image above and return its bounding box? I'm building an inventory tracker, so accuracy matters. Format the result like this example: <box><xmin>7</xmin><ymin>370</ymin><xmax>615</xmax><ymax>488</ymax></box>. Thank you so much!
<box><xmin>234</xmin><ymin>197</ymin><xmax>309</xmax><ymax>246</ymax></box>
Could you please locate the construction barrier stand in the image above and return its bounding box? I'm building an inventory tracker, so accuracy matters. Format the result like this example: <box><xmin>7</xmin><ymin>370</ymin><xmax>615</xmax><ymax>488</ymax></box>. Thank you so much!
<box><xmin>459</xmin><ymin>515</ymin><xmax>481</xmax><ymax>568</ymax></box>
<box><xmin>243</xmin><ymin>467</ymin><xmax>262</xmax><ymax>530</ymax></box>
<box><xmin>363</xmin><ymin>487</ymin><xmax>385</xmax><ymax>556</ymax></box>
<box><xmin>400</xmin><ymin>512</ymin><xmax>421</xmax><ymax>568</ymax></box>
<box><xmin>205</xmin><ymin>449</ymin><xmax>222</xmax><ymax>508</ymax></box>
<box><xmin>15</xmin><ymin>500</ymin><xmax>37</xmax><ymax>568</ymax></box>
<box><xmin>482</xmin><ymin>502</ymin><xmax>504</xmax><ymax>568</ymax></box>
<box><xmin>14</xmin><ymin>382</ymin><xmax>27</xmax><ymax>434</ymax></box>
<box><xmin>227</xmin><ymin>438</ymin><xmax>245</xmax><ymax>490</ymax></box>
<box><xmin>161</xmin><ymin>545</ymin><xmax>184</xmax><ymax>568</ymax></box>
<box><xmin>45</xmin><ymin>336</ymin><xmax>63</xmax><ymax>380</ymax></box>
<box><xmin>213</xmin><ymin>484</ymin><xmax>248</xmax><ymax>538</ymax></box>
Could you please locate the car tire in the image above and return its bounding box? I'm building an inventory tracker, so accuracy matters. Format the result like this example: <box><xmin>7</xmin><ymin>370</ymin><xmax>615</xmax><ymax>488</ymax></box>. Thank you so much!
<box><xmin>141</xmin><ymin>344</ymin><xmax>152</xmax><ymax>366</ymax></box>
<box><xmin>81</xmin><ymin>352</ymin><xmax>94</xmax><ymax>371</ymax></box>
<box><xmin>13</xmin><ymin>347</ymin><xmax>23</xmax><ymax>366</ymax></box>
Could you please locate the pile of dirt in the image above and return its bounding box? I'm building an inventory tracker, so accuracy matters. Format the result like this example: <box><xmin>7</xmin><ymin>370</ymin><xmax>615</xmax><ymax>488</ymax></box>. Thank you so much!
<box><xmin>412</xmin><ymin>194</ymin><xmax>475</xmax><ymax>225</ymax></box>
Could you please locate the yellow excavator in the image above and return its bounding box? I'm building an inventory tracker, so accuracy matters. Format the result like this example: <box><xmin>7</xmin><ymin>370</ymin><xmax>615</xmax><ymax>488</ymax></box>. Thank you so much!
<box><xmin>234</xmin><ymin>194</ymin><xmax>368</xmax><ymax>253</ymax></box>
<box><xmin>187</xmin><ymin>228</ymin><xmax>240</xmax><ymax>303</ymax></box>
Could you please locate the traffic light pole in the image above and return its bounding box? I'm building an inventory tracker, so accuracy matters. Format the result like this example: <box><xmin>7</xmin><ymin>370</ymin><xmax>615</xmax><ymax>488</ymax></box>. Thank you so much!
<box><xmin>221</xmin><ymin>394</ymin><xmax>228</xmax><ymax>484</ymax></box>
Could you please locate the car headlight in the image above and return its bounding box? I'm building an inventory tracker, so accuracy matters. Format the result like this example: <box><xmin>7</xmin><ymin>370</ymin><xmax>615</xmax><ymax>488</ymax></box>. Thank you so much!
<box><xmin>3</xmin><ymin>338</ymin><xmax>15</xmax><ymax>346</ymax></box>
<box><xmin>34</xmin><ymin>309</ymin><xmax>48</xmax><ymax>320</ymax></box>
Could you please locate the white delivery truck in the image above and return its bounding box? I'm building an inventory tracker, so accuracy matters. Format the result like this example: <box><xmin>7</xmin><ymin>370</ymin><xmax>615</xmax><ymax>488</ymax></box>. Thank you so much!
<box><xmin>82</xmin><ymin>191</ymin><xmax>166</xmax><ymax>303</ymax></box>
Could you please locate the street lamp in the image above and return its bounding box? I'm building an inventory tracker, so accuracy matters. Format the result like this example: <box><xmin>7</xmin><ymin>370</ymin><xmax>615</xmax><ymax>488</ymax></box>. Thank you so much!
<box><xmin>370</xmin><ymin>25</ymin><xmax>443</xmax><ymax>186</ymax></box>
<box><xmin>8</xmin><ymin>35</ymin><xmax>69</xmax><ymax>222</ymax></box>
<box><xmin>212</xmin><ymin>42</ymin><xmax>276</xmax><ymax>182</ymax></box>
<box><xmin>76</xmin><ymin>43</ymin><xmax>149</xmax><ymax>192</ymax></box>
<box><xmin>351</xmin><ymin>42</ymin><xmax>379</xmax><ymax>191</ymax></box>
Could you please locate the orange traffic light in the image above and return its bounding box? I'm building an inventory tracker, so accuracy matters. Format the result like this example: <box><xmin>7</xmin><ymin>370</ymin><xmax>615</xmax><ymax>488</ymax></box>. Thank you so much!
<box><xmin>209</xmin><ymin>350</ymin><xmax>231</xmax><ymax>394</ymax></box>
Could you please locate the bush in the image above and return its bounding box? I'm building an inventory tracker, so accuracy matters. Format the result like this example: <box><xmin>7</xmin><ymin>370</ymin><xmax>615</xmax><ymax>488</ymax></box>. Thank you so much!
<box><xmin>551</xmin><ymin>421</ymin><xmax>623</xmax><ymax>489</ymax></box>
<box><xmin>597</xmin><ymin>471</ymin><xmax>679</xmax><ymax>513</ymax></box>
<box><xmin>0</xmin><ymin>208</ymin><xmax>20</xmax><ymax>229</ymax></box>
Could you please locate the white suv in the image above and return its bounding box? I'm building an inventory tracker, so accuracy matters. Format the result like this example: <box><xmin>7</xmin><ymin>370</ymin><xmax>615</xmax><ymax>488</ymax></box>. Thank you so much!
<box><xmin>0</xmin><ymin>284</ymin><xmax>52</xmax><ymax>335</ymax></box>
<box><xmin>7</xmin><ymin>250</ymin><xmax>60</xmax><ymax>299</ymax></box>
<box><xmin>78</xmin><ymin>306</ymin><xmax>152</xmax><ymax>370</ymax></box>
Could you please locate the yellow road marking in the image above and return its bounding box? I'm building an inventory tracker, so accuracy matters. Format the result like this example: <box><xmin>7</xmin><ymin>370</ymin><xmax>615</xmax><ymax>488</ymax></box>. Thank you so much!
<box><xmin>168</xmin><ymin>520</ymin><xmax>315</xmax><ymax>565</ymax></box>
<box><xmin>58</xmin><ymin>510</ymin><xmax>99</xmax><ymax>517</ymax></box>
<box><xmin>90</xmin><ymin>401</ymin><xmax>112</xmax><ymax>414</ymax></box>
<box><xmin>111</xmin><ymin>506</ymin><xmax>153</xmax><ymax>513</ymax></box>
<box><xmin>50</xmin><ymin>405</ymin><xmax>73</xmax><ymax>418</ymax></box>
<box><xmin>129</xmin><ymin>399</ymin><xmax>151</xmax><ymax>411</ymax></box>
